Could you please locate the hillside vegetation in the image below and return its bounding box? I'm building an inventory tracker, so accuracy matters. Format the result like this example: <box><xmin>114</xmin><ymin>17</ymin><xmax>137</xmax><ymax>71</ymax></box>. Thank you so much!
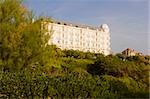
<box><xmin>0</xmin><ymin>0</ymin><xmax>149</xmax><ymax>98</ymax></box>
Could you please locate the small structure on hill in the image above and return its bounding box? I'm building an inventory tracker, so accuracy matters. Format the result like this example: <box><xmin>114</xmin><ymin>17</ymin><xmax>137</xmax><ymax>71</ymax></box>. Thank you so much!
<box><xmin>122</xmin><ymin>48</ymin><xmax>142</xmax><ymax>57</ymax></box>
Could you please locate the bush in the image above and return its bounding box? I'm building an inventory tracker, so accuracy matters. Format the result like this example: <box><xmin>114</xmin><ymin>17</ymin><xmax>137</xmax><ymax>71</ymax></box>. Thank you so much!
<box><xmin>0</xmin><ymin>71</ymin><xmax>119</xmax><ymax>98</ymax></box>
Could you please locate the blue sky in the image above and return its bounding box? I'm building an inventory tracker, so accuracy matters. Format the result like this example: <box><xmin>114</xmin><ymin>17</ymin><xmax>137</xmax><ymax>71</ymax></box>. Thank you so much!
<box><xmin>23</xmin><ymin>0</ymin><xmax>149</xmax><ymax>54</ymax></box>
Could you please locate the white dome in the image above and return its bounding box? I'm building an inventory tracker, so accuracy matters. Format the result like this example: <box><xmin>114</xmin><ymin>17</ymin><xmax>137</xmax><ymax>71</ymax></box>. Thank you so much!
<box><xmin>101</xmin><ymin>24</ymin><xmax>109</xmax><ymax>29</ymax></box>
<box><xmin>100</xmin><ymin>24</ymin><xmax>110</xmax><ymax>32</ymax></box>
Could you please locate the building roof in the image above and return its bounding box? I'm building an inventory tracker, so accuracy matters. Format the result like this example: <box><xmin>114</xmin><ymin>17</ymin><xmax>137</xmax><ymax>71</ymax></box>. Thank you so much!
<box><xmin>52</xmin><ymin>19</ymin><xmax>103</xmax><ymax>30</ymax></box>
<box><xmin>40</xmin><ymin>17</ymin><xmax>110</xmax><ymax>31</ymax></box>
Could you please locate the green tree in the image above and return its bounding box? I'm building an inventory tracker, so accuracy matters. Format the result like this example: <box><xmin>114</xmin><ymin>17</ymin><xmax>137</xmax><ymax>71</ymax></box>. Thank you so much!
<box><xmin>0</xmin><ymin>0</ymin><xmax>51</xmax><ymax>72</ymax></box>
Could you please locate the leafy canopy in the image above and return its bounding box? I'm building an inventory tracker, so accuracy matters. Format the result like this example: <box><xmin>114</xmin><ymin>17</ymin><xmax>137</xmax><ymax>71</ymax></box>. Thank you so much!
<box><xmin>0</xmin><ymin>0</ymin><xmax>51</xmax><ymax>72</ymax></box>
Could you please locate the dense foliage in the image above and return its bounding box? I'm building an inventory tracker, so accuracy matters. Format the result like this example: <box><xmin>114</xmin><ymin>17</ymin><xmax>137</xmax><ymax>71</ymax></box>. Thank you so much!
<box><xmin>0</xmin><ymin>0</ymin><xmax>149</xmax><ymax>98</ymax></box>
<box><xmin>0</xmin><ymin>0</ymin><xmax>53</xmax><ymax>72</ymax></box>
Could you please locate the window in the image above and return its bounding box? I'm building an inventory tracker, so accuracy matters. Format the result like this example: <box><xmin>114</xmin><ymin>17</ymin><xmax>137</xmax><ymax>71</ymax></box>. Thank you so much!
<box><xmin>65</xmin><ymin>41</ymin><xmax>68</xmax><ymax>44</ymax></box>
<box><xmin>80</xmin><ymin>42</ymin><xmax>82</xmax><ymax>45</ymax></box>
<box><xmin>62</xmin><ymin>40</ymin><xmax>64</xmax><ymax>43</ymax></box>
<box><xmin>80</xmin><ymin>36</ymin><xmax>82</xmax><ymax>39</ymax></box>
<box><xmin>83</xmin><ymin>43</ymin><xmax>85</xmax><ymax>46</ymax></box>
<box><xmin>62</xmin><ymin>26</ymin><xmax>65</xmax><ymax>31</ymax></box>
<box><xmin>57</xmin><ymin>22</ymin><xmax>61</xmax><ymax>24</ymax></box>
<box><xmin>96</xmin><ymin>32</ymin><xmax>98</xmax><ymax>36</ymax></box>
<box><xmin>93</xmin><ymin>44</ymin><xmax>95</xmax><ymax>47</ymax></box>
<box><xmin>107</xmin><ymin>42</ymin><xmax>109</xmax><ymax>45</ymax></box>
<box><xmin>87</xmin><ymin>43</ymin><xmax>90</xmax><ymax>47</ymax></box>
<box><xmin>71</xmin><ymin>42</ymin><xmax>73</xmax><ymax>45</ymax></box>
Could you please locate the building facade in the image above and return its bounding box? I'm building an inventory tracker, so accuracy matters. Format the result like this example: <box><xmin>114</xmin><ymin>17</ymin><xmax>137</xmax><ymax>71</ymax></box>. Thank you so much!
<box><xmin>45</xmin><ymin>20</ymin><xmax>111</xmax><ymax>55</ymax></box>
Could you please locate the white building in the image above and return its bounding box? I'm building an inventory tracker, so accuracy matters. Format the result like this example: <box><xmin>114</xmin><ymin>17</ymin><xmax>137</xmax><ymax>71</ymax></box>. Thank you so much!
<box><xmin>44</xmin><ymin>20</ymin><xmax>111</xmax><ymax>55</ymax></box>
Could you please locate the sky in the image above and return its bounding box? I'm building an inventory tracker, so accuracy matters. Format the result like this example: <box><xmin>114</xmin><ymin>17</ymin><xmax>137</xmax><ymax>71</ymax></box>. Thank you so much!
<box><xmin>23</xmin><ymin>0</ymin><xmax>149</xmax><ymax>55</ymax></box>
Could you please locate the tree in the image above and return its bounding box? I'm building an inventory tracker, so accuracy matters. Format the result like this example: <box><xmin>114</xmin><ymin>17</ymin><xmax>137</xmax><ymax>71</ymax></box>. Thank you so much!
<box><xmin>0</xmin><ymin>0</ymin><xmax>51</xmax><ymax>72</ymax></box>
<box><xmin>85</xmin><ymin>52</ymin><xmax>95</xmax><ymax>59</ymax></box>
<box><xmin>116</xmin><ymin>53</ymin><xmax>126</xmax><ymax>61</ymax></box>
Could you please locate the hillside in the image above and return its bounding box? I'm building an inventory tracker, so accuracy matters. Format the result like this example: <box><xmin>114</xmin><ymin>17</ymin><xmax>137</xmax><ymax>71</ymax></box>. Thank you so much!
<box><xmin>0</xmin><ymin>0</ymin><xmax>149</xmax><ymax>98</ymax></box>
